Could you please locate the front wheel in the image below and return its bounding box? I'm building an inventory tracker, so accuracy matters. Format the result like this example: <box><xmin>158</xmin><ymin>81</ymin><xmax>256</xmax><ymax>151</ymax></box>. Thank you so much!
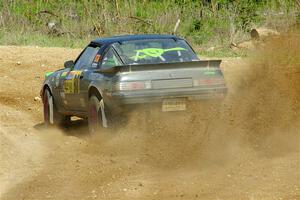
<box><xmin>88</xmin><ymin>95</ymin><xmax>107</xmax><ymax>134</ymax></box>
<box><xmin>43</xmin><ymin>89</ymin><xmax>70</xmax><ymax>127</ymax></box>
<box><xmin>43</xmin><ymin>89</ymin><xmax>52</xmax><ymax>127</ymax></box>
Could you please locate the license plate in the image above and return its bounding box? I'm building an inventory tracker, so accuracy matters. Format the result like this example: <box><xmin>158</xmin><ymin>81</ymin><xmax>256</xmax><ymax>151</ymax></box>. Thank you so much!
<box><xmin>162</xmin><ymin>98</ymin><xmax>186</xmax><ymax>112</ymax></box>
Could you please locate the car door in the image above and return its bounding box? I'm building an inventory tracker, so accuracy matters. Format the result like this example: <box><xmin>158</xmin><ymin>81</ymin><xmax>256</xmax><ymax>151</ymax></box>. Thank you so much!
<box><xmin>97</xmin><ymin>47</ymin><xmax>123</xmax><ymax>96</ymax></box>
<box><xmin>61</xmin><ymin>45</ymin><xmax>100</xmax><ymax>111</ymax></box>
<box><xmin>83</xmin><ymin>47</ymin><xmax>123</xmax><ymax>110</ymax></box>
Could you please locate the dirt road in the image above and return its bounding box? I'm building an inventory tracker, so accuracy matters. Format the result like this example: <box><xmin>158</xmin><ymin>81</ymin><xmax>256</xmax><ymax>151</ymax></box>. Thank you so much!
<box><xmin>0</xmin><ymin>34</ymin><xmax>300</xmax><ymax>200</ymax></box>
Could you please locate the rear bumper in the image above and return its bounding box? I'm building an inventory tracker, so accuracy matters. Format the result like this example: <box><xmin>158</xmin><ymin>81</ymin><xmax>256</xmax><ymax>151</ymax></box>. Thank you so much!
<box><xmin>111</xmin><ymin>86</ymin><xmax>227</xmax><ymax>104</ymax></box>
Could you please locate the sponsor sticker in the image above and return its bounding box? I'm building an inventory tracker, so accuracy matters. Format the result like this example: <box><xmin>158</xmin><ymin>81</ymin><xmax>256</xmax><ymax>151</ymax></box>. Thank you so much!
<box><xmin>45</xmin><ymin>72</ymin><xmax>54</xmax><ymax>78</ymax></box>
<box><xmin>63</xmin><ymin>70</ymin><xmax>82</xmax><ymax>94</ymax></box>
<box><xmin>94</xmin><ymin>54</ymin><xmax>101</xmax><ymax>62</ymax></box>
<box><xmin>92</xmin><ymin>63</ymin><xmax>98</xmax><ymax>68</ymax></box>
<box><xmin>61</xmin><ymin>72</ymin><xmax>68</xmax><ymax>78</ymax></box>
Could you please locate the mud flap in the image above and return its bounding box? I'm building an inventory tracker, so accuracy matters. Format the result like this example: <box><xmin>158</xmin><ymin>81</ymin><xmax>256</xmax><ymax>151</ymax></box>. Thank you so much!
<box><xmin>100</xmin><ymin>99</ymin><xmax>107</xmax><ymax>128</ymax></box>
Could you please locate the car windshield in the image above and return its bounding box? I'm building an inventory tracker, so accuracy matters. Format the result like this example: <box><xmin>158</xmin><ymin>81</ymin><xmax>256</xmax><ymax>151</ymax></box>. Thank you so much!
<box><xmin>113</xmin><ymin>39</ymin><xmax>199</xmax><ymax>65</ymax></box>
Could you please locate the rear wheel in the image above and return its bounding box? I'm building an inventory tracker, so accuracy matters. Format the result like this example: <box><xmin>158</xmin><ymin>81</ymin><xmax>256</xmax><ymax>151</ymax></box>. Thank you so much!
<box><xmin>43</xmin><ymin>89</ymin><xmax>70</xmax><ymax>127</ymax></box>
<box><xmin>88</xmin><ymin>95</ymin><xmax>107</xmax><ymax>133</ymax></box>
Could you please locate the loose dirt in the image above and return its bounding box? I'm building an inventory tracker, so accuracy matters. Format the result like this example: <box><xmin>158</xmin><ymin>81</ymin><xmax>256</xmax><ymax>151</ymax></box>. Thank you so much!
<box><xmin>0</xmin><ymin>33</ymin><xmax>299</xmax><ymax>200</ymax></box>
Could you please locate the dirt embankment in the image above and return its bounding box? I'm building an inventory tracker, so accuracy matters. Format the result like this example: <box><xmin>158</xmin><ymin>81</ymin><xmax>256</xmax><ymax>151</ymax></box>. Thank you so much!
<box><xmin>0</xmin><ymin>32</ymin><xmax>300</xmax><ymax>200</ymax></box>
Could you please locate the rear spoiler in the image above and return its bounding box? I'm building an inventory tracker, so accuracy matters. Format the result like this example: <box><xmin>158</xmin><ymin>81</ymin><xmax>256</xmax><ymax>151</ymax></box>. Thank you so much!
<box><xmin>95</xmin><ymin>60</ymin><xmax>222</xmax><ymax>74</ymax></box>
<box><xmin>120</xmin><ymin>60</ymin><xmax>222</xmax><ymax>72</ymax></box>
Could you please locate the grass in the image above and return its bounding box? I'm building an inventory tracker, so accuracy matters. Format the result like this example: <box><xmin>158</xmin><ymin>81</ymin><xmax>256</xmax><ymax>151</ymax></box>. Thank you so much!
<box><xmin>0</xmin><ymin>30</ymin><xmax>247</xmax><ymax>57</ymax></box>
<box><xmin>0</xmin><ymin>0</ymin><xmax>299</xmax><ymax>57</ymax></box>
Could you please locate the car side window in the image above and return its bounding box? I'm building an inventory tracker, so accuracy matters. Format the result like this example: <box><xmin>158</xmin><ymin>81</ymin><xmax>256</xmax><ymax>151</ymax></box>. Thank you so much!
<box><xmin>101</xmin><ymin>48</ymin><xmax>122</xmax><ymax>69</ymax></box>
<box><xmin>74</xmin><ymin>46</ymin><xmax>100</xmax><ymax>70</ymax></box>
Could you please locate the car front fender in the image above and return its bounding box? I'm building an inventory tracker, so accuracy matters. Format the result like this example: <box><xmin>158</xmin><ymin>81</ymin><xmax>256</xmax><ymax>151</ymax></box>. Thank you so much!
<box><xmin>88</xmin><ymin>82</ymin><xmax>105</xmax><ymax>100</ymax></box>
<box><xmin>40</xmin><ymin>79</ymin><xmax>54</xmax><ymax>99</ymax></box>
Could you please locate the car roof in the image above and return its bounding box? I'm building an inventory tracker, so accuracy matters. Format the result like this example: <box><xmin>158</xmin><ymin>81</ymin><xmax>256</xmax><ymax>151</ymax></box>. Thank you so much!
<box><xmin>91</xmin><ymin>34</ymin><xmax>183</xmax><ymax>45</ymax></box>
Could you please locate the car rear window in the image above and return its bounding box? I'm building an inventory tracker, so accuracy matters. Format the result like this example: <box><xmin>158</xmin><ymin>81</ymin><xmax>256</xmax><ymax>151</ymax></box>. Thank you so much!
<box><xmin>113</xmin><ymin>39</ymin><xmax>199</xmax><ymax>65</ymax></box>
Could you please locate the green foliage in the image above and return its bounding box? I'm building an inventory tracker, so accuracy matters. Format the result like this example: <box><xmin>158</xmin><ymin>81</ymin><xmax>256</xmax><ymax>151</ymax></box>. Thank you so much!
<box><xmin>0</xmin><ymin>0</ymin><xmax>298</xmax><ymax>56</ymax></box>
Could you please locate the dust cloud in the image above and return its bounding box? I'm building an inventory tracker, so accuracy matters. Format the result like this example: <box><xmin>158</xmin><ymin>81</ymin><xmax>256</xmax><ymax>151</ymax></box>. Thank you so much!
<box><xmin>1</xmin><ymin>31</ymin><xmax>299</xmax><ymax>199</ymax></box>
<box><xmin>88</xmin><ymin>30</ymin><xmax>300</xmax><ymax>172</ymax></box>
<box><xmin>99</xmin><ymin>29</ymin><xmax>300</xmax><ymax>168</ymax></box>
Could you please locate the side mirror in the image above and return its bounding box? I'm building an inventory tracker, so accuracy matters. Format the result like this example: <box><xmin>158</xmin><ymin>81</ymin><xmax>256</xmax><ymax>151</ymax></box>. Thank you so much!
<box><xmin>64</xmin><ymin>60</ymin><xmax>74</xmax><ymax>68</ymax></box>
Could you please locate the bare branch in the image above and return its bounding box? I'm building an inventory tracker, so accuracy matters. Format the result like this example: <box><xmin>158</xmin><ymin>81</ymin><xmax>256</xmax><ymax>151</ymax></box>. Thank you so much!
<box><xmin>37</xmin><ymin>10</ymin><xmax>60</xmax><ymax>19</ymax></box>
<box><xmin>296</xmin><ymin>0</ymin><xmax>300</xmax><ymax>8</ymax></box>
<box><xmin>172</xmin><ymin>19</ymin><xmax>181</xmax><ymax>35</ymax></box>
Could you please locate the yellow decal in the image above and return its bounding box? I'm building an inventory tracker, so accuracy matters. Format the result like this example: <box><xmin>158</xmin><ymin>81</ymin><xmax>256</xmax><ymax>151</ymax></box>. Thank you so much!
<box><xmin>63</xmin><ymin>71</ymin><xmax>82</xmax><ymax>94</ymax></box>
<box><xmin>69</xmin><ymin>71</ymin><xmax>82</xmax><ymax>76</ymax></box>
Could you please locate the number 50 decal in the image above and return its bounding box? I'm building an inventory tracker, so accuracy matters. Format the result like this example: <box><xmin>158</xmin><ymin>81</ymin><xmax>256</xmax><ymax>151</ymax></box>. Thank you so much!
<box><xmin>64</xmin><ymin>71</ymin><xmax>82</xmax><ymax>94</ymax></box>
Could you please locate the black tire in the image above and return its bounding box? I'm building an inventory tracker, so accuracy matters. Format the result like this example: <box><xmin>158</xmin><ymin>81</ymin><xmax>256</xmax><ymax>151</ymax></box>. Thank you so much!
<box><xmin>88</xmin><ymin>95</ymin><xmax>102</xmax><ymax>134</ymax></box>
<box><xmin>43</xmin><ymin>89</ymin><xmax>70</xmax><ymax>127</ymax></box>
<box><xmin>43</xmin><ymin>89</ymin><xmax>51</xmax><ymax>127</ymax></box>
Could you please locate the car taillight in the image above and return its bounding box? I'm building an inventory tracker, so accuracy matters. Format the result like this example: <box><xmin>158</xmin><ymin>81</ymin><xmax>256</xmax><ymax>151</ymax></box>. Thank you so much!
<box><xmin>115</xmin><ymin>81</ymin><xmax>152</xmax><ymax>91</ymax></box>
<box><xmin>193</xmin><ymin>77</ymin><xmax>225</xmax><ymax>86</ymax></box>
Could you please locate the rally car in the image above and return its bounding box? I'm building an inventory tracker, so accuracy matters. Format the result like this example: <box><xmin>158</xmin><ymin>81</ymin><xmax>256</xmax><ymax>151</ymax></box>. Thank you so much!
<box><xmin>41</xmin><ymin>34</ymin><xmax>227</xmax><ymax>133</ymax></box>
